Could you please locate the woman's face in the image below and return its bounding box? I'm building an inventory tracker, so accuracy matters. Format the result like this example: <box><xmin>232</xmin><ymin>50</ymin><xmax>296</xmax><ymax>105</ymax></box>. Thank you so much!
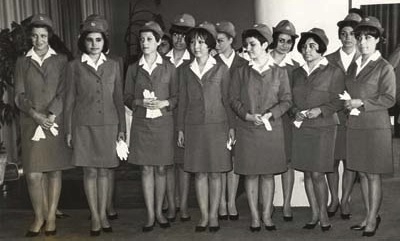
<box><xmin>244</xmin><ymin>36</ymin><xmax>268</xmax><ymax>60</ymax></box>
<box><xmin>157</xmin><ymin>38</ymin><xmax>171</xmax><ymax>55</ymax></box>
<box><xmin>301</xmin><ymin>37</ymin><xmax>322</xmax><ymax>63</ymax></box>
<box><xmin>31</xmin><ymin>27</ymin><xmax>49</xmax><ymax>52</ymax></box>
<box><xmin>84</xmin><ymin>32</ymin><xmax>104</xmax><ymax>55</ymax></box>
<box><xmin>275</xmin><ymin>33</ymin><xmax>293</xmax><ymax>55</ymax></box>
<box><xmin>357</xmin><ymin>34</ymin><xmax>379</xmax><ymax>56</ymax></box>
<box><xmin>172</xmin><ymin>32</ymin><xmax>186</xmax><ymax>51</ymax></box>
<box><xmin>140</xmin><ymin>31</ymin><xmax>160</xmax><ymax>55</ymax></box>
<box><xmin>216</xmin><ymin>33</ymin><xmax>233</xmax><ymax>55</ymax></box>
<box><xmin>190</xmin><ymin>35</ymin><xmax>209</xmax><ymax>59</ymax></box>
<box><xmin>340</xmin><ymin>26</ymin><xmax>356</xmax><ymax>49</ymax></box>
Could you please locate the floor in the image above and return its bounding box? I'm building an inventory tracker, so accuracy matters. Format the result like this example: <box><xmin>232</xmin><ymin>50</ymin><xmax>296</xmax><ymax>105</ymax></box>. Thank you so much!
<box><xmin>0</xmin><ymin>139</ymin><xmax>400</xmax><ymax>241</ymax></box>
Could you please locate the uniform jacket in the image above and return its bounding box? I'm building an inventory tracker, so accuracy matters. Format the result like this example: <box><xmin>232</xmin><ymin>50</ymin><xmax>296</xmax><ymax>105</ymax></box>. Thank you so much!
<box><xmin>177</xmin><ymin>61</ymin><xmax>234</xmax><ymax>130</ymax></box>
<box><xmin>124</xmin><ymin>59</ymin><xmax>178</xmax><ymax>118</ymax></box>
<box><xmin>14</xmin><ymin>54</ymin><xmax>67</xmax><ymax>125</ymax></box>
<box><xmin>291</xmin><ymin>62</ymin><xmax>345</xmax><ymax>127</ymax></box>
<box><xmin>345</xmin><ymin>56</ymin><xmax>396</xmax><ymax>129</ymax></box>
<box><xmin>64</xmin><ymin>56</ymin><xmax>126</xmax><ymax>134</ymax></box>
<box><xmin>230</xmin><ymin>63</ymin><xmax>292</xmax><ymax>128</ymax></box>
<box><xmin>215</xmin><ymin>53</ymin><xmax>248</xmax><ymax>76</ymax></box>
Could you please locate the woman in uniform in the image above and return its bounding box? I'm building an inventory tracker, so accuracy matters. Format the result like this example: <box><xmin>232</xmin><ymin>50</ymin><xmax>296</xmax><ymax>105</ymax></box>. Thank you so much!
<box><xmin>15</xmin><ymin>14</ymin><xmax>72</xmax><ymax>237</ymax></box>
<box><xmin>215</xmin><ymin>20</ymin><xmax>247</xmax><ymax>220</ymax></box>
<box><xmin>268</xmin><ymin>19</ymin><xmax>299</xmax><ymax>221</ymax></box>
<box><xmin>65</xmin><ymin>17</ymin><xmax>126</xmax><ymax>236</ymax></box>
<box><xmin>345</xmin><ymin>17</ymin><xmax>395</xmax><ymax>237</ymax></box>
<box><xmin>124</xmin><ymin>21</ymin><xmax>178</xmax><ymax>231</ymax></box>
<box><xmin>230</xmin><ymin>24</ymin><xmax>291</xmax><ymax>231</ymax></box>
<box><xmin>177</xmin><ymin>22</ymin><xmax>234</xmax><ymax>232</ymax></box>
<box><xmin>291</xmin><ymin>28</ymin><xmax>344</xmax><ymax>231</ymax></box>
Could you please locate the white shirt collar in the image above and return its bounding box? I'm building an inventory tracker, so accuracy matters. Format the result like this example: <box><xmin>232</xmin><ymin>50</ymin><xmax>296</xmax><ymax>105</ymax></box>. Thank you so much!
<box><xmin>355</xmin><ymin>51</ymin><xmax>381</xmax><ymax>76</ymax></box>
<box><xmin>139</xmin><ymin>53</ymin><xmax>163</xmax><ymax>75</ymax></box>
<box><xmin>219</xmin><ymin>51</ymin><xmax>235</xmax><ymax>68</ymax></box>
<box><xmin>248</xmin><ymin>56</ymin><xmax>276</xmax><ymax>74</ymax></box>
<box><xmin>26</xmin><ymin>46</ymin><xmax>57</xmax><ymax>66</ymax></box>
<box><xmin>339</xmin><ymin>48</ymin><xmax>356</xmax><ymax>72</ymax></box>
<box><xmin>166</xmin><ymin>49</ymin><xmax>191</xmax><ymax>68</ymax></box>
<box><xmin>302</xmin><ymin>57</ymin><xmax>328</xmax><ymax>76</ymax></box>
<box><xmin>81</xmin><ymin>53</ymin><xmax>107</xmax><ymax>71</ymax></box>
<box><xmin>268</xmin><ymin>50</ymin><xmax>294</xmax><ymax>67</ymax></box>
<box><xmin>190</xmin><ymin>55</ymin><xmax>217</xmax><ymax>79</ymax></box>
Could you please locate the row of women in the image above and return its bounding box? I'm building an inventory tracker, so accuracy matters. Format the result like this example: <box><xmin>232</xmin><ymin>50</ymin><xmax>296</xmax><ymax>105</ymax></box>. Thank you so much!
<box><xmin>15</xmin><ymin>10</ymin><xmax>395</xmax><ymax>238</ymax></box>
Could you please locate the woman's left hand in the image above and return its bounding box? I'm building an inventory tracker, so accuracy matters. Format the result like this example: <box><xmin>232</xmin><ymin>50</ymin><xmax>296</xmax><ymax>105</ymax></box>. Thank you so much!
<box><xmin>306</xmin><ymin>108</ymin><xmax>322</xmax><ymax>119</ymax></box>
<box><xmin>117</xmin><ymin>132</ymin><xmax>126</xmax><ymax>141</ymax></box>
<box><xmin>228</xmin><ymin>128</ymin><xmax>235</xmax><ymax>143</ymax></box>
<box><xmin>147</xmin><ymin>100</ymin><xmax>169</xmax><ymax>110</ymax></box>
<box><xmin>344</xmin><ymin>99</ymin><xmax>363</xmax><ymax>110</ymax></box>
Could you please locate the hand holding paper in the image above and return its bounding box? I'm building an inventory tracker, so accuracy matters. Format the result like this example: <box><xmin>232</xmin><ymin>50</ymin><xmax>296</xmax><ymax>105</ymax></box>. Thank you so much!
<box><xmin>260</xmin><ymin>112</ymin><xmax>272</xmax><ymax>131</ymax></box>
<box><xmin>143</xmin><ymin>89</ymin><xmax>163</xmax><ymax>119</ymax></box>
<box><xmin>339</xmin><ymin>91</ymin><xmax>360</xmax><ymax>116</ymax></box>
<box><xmin>294</xmin><ymin>110</ymin><xmax>308</xmax><ymax>128</ymax></box>
<box><xmin>31</xmin><ymin>123</ymin><xmax>59</xmax><ymax>141</ymax></box>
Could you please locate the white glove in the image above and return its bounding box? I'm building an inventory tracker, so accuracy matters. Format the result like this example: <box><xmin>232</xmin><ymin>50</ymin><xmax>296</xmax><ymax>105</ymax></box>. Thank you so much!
<box><xmin>31</xmin><ymin>126</ymin><xmax>46</xmax><ymax>141</ymax></box>
<box><xmin>294</xmin><ymin>110</ymin><xmax>309</xmax><ymax>128</ymax></box>
<box><xmin>339</xmin><ymin>91</ymin><xmax>360</xmax><ymax>116</ymax></box>
<box><xmin>116</xmin><ymin>139</ymin><xmax>129</xmax><ymax>161</ymax></box>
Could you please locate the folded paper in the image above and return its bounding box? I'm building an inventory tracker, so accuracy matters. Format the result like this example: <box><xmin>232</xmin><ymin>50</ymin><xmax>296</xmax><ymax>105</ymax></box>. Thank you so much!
<box><xmin>339</xmin><ymin>91</ymin><xmax>360</xmax><ymax>116</ymax></box>
<box><xmin>143</xmin><ymin>89</ymin><xmax>163</xmax><ymax>119</ymax></box>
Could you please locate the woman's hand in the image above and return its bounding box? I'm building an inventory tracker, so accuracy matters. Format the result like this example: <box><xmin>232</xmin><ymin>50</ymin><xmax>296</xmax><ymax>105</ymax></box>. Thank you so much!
<box><xmin>142</xmin><ymin>98</ymin><xmax>156</xmax><ymax>108</ymax></box>
<box><xmin>117</xmin><ymin>132</ymin><xmax>126</xmax><ymax>141</ymax></box>
<box><xmin>245</xmin><ymin>113</ymin><xmax>263</xmax><ymax>125</ymax></box>
<box><xmin>48</xmin><ymin>114</ymin><xmax>56</xmax><ymax>124</ymax></box>
<box><xmin>147</xmin><ymin>100</ymin><xmax>169</xmax><ymax>110</ymax></box>
<box><xmin>344</xmin><ymin>99</ymin><xmax>363</xmax><ymax>110</ymax></box>
<box><xmin>228</xmin><ymin>128</ymin><xmax>235</xmax><ymax>143</ymax></box>
<box><xmin>66</xmin><ymin>134</ymin><xmax>73</xmax><ymax>148</ymax></box>
<box><xmin>306</xmin><ymin>108</ymin><xmax>322</xmax><ymax>119</ymax></box>
<box><xmin>177</xmin><ymin>131</ymin><xmax>185</xmax><ymax>148</ymax></box>
<box><xmin>31</xmin><ymin>110</ymin><xmax>52</xmax><ymax>129</ymax></box>
<box><xmin>295</xmin><ymin>111</ymin><xmax>307</xmax><ymax>122</ymax></box>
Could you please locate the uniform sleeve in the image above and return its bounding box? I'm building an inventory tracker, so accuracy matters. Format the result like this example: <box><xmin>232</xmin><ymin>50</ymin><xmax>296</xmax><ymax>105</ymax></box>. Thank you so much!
<box><xmin>221</xmin><ymin>67</ymin><xmax>235</xmax><ymax>128</ymax></box>
<box><xmin>47</xmin><ymin>56</ymin><xmax>68</xmax><ymax>116</ymax></box>
<box><xmin>319</xmin><ymin>68</ymin><xmax>345</xmax><ymax>117</ymax></box>
<box><xmin>64</xmin><ymin>62</ymin><xmax>76</xmax><ymax>135</ymax></box>
<box><xmin>177</xmin><ymin>67</ymin><xmax>188</xmax><ymax>131</ymax></box>
<box><xmin>269</xmin><ymin>69</ymin><xmax>292</xmax><ymax>119</ymax></box>
<box><xmin>113</xmin><ymin>62</ymin><xmax>127</xmax><ymax>133</ymax></box>
<box><xmin>14</xmin><ymin>57</ymin><xmax>33</xmax><ymax>114</ymax></box>
<box><xmin>363</xmin><ymin>63</ymin><xmax>396</xmax><ymax>111</ymax></box>
<box><xmin>229</xmin><ymin>68</ymin><xmax>248</xmax><ymax>120</ymax></box>
<box><xmin>166</xmin><ymin>66</ymin><xmax>178</xmax><ymax>111</ymax></box>
<box><xmin>123</xmin><ymin>64</ymin><xmax>136</xmax><ymax>111</ymax></box>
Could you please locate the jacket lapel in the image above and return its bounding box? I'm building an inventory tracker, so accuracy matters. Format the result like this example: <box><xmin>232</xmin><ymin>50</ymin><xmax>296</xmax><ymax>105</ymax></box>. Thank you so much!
<box><xmin>356</xmin><ymin>59</ymin><xmax>379</xmax><ymax>81</ymax></box>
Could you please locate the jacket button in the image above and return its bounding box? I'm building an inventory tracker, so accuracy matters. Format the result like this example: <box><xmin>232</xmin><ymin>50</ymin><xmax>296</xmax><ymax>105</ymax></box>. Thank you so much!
<box><xmin>98</xmin><ymin>110</ymin><xmax>102</xmax><ymax>113</ymax></box>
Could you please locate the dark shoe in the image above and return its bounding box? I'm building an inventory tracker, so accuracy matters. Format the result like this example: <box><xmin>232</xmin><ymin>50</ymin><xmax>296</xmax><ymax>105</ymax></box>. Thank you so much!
<box><xmin>249</xmin><ymin>226</ymin><xmax>261</xmax><ymax>232</ymax></box>
<box><xmin>303</xmin><ymin>222</ymin><xmax>318</xmax><ymax>229</ymax></box>
<box><xmin>340</xmin><ymin>213</ymin><xmax>352</xmax><ymax>220</ymax></box>
<box><xmin>167</xmin><ymin>216</ymin><xmax>176</xmax><ymax>222</ymax></box>
<box><xmin>56</xmin><ymin>213</ymin><xmax>70</xmax><ymax>219</ymax></box>
<box><xmin>362</xmin><ymin>215</ymin><xmax>381</xmax><ymax>237</ymax></box>
<box><xmin>158</xmin><ymin>221</ymin><xmax>171</xmax><ymax>229</ymax></box>
<box><xmin>90</xmin><ymin>229</ymin><xmax>101</xmax><ymax>236</ymax></box>
<box><xmin>142</xmin><ymin>222</ymin><xmax>155</xmax><ymax>232</ymax></box>
<box><xmin>218</xmin><ymin>214</ymin><xmax>228</xmax><ymax>220</ymax></box>
<box><xmin>195</xmin><ymin>225</ymin><xmax>207</xmax><ymax>232</ymax></box>
<box><xmin>265</xmin><ymin>225</ymin><xmax>277</xmax><ymax>231</ymax></box>
<box><xmin>321</xmin><ymin>224</ymin><xmax>332</xmax><ymax>232</ymax></box>
<box><xmin>327</xmin><ymin>205</ymin><xmax>339</xmax><ymax>218</ymax></box>
<box><xmin>209</xmin><ymin>226</ymin><xmax>220</xmax><ymax>232</ymax></box>
<box><xmin>229</xmin><ymin>214</ymin><xmax>239</xmax><ymax>220</ymax></box>
<box><xmin>350</xmin><ymin>224</ymin><xmax>366</xmax><ymax>231</ymax></box>
<box><xmin>44</xmin><ymin>229</ymin><xmax>57</xmax><ymax>236</ymax></box>
<box><xmin>25</xmin><ymin>221</ymin><xmax>46</xmax><ymax>237</ymax></box>
<box><xmin>102</xmin><ymin>227</ymin><xmax>113</xmax><ymax>233</ymax></box>
<box><xmin>283</xmin><ymin>216</ymin><xmax>293</xmax><ymax>222</ymax></box>
<box><xmin>107</xmin><ymin>213</ymin><xmax>118</xmax><ymax>220</ymax></box>
<box><xmin>180</xmin><ymin>216</ymin><xmax>191</xmax><ymax>222</ymax></box>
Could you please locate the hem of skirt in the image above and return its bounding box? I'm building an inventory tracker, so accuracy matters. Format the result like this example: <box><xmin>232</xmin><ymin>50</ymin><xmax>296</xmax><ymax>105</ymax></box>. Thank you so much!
<box><xmin>184</xmin><ymin>167</ymin><xmax>232</xmax><ymax>173</ymax></box>
<box><xmin>25</xmin><ymin>165</ymin><xmax>74</xmax><ymax>173</ymax></box>
<box><xmin>235</xmin><ymin>168</ymin><xmax>287</xmax><ymax>175</ymax></box>
<box><xmin>347</xmin><ymin>167</ymin><xmax>393</xmax><ymax>174</ymax></box>
<box><xmin>74</xmin><ymin>164</ymin><xmax>119</xmax><ymax>168</ymax></box>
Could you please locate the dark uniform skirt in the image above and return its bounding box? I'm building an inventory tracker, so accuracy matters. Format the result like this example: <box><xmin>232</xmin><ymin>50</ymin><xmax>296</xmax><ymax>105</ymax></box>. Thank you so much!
<box><xmin>291</xmin><ymin>125</ymin><xmax>337</xmax><ymax>173</ymax></box>
<box><xmin>184</xmin><ymin>122</ymin><xmax>231</xmax><ymax>173</ymax></box>
<box><xmin>282</xmin><ymin>114</ymin><xmax>292</xmax><ymax>162</ymax></box>
<box><xmin>347</xmin><ymin>128</ymin><xmax>393</xmax><ymax>174</ymax></box>
<box><xmin>129</xmin><ymin>116</ymin><xmax>174</xmax><ymax>166</ymax></box>
<box><xmin>334</xmin><ymin>111</ymin><xmax>347</xmax><ymax>160</ymax></box>
<box><xmin>21</xmin><ymin>121</ymin><xmax>72</xmax><ymax>173</ymax></box>
<box><xmin>72</xmin><ymin>125</ymin><xmax>119</xmax><ymax>168</ymax></box>
<box><xmin>234</xmin><ymin>124</ymin><xmax>287</xmax><ymax>175</ymax></box>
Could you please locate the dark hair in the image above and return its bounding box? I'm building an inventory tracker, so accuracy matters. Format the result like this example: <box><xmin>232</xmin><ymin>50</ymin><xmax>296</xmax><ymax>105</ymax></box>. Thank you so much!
<box><xmin>185</xmin><ymin>28</ymin><xmax>216</xmax><ymax>51</ymax></box>
<box><xmin>162</xmin><ymin>34</ymin><xmax>172</xmax><ymax>46</ymax></box>
<box><xmin>297</xmin><ymin>35</ymin><xmax>327</xmax><ymax>55</ymax></box>
<box><xmin>29</xmin><ymin>24</ymin><xmax>54</xmax><ymax>39</ymax></box>
<box><xmin>78</xmin><ymin>31</ymin><xmax>109</xmax><ymax>54</ymax></box>
<box><xmin>269</xmin><ymin>32</ymin><xmax>296</xmax><ymax>51</ymax></box>
<box><xmin>354</xmin><ymin>25</ymin><xmax>380</xmax><ymax>39</ymax></box>
<box><xmin>241</xmin><ymin>29</ymin><xmax>268</xmax><ymax>52</ymax></box>
<box><xmin>337</xmin><ymin>22</ymin><xmax>357</xmax><ymax>39</ymax></box>
<box><xmin>139</xmin><ymin>30</ymin><xmax>161</xmax><ymax>42</ymax></box>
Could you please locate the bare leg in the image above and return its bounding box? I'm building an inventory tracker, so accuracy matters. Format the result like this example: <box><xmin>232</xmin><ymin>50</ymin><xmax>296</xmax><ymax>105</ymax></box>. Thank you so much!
<box><xmin>165</xmin><ymin>165</ymin><xmax>176</xmax><ymax>219</ymax></box>
<box><xmin>41</xmin><ymin>175</ymin><xmax>49</xmax><ymax>217</ymax></box>
<box><xmin>209</xmin><ymin>173</ymin><xmax>222</xmax><ymax>227</ymax></box>
<box><xmin>358</xmin><ymin>172</ymin><xmax>369</xmax><ymax>226</ymax></box>
<box><xmin>245</xmin><ymin>175</ymin><xmax>260</xmax><ymax>228</ymax></box>
<box><xmin>195</xmin><ymin>173</ymin><xmax>209</xmax><ymax>227</ymax></box>
<box><xmin>227</xmin><ymin>167</ymin><xmax>239</xmax><ymax>216</ymax></box>
<box><xmin>218</xmin><ymin>173</ymin><xmax>227</xmax><ymax>216</ymax></box>
<box><xmin>364</xmin><ymin>173</ymin><xmax>382</xmax><ymax>232</ymax></box>
<box><xmin>281</xmin><ymin>167</ymin><xmax>294</xmax><ymax>218</ymax></box>
<box><xmin>155</xmin><ymin>166</ymin><xmax>168</xmax><ymax>223</ymax></box>
<box><xmin>311</xmin><ymin>172</ymin><xmax>330</xmax><ymax>227</ymax></box>
<box><xmin>178</xmin><ymin>164</ymin><xmax>190</xmax><ymax>218</ymax></box>
<box><xmin>26</xmin><ymin>172</ymin><xmax>46</xmax><ymax>232</ymax></box>
<box><xmin>83</xmin><ymin>167</ymin><xmax>100</xmax><ymax>231</ymax></box>
<box><xmin>304</xmin><ymin>172</ymin><xmax>319</xmax><ymax>224</ymax></box>
<box><xmin>260</xmin><ymin>174</ymin><xmax>275</xmax><ymax>226</ymax></box>
<box><xmin>340</xmin><ymin>163</ymin><xmax>356</xmax><ymax>215</ymax></box>
<box><xmin>326</xmin><ymin>160</ymin><xmax>340</xmax><ymax>213</ymax></box>
<box><xmin>141</xmin><ymin>166</ymin><xmax>155</xmax><ymax>227</ymax></box>
<box><xmin>45</xmin><ymin>171</ymin><xmax>62</xmax><ymax>231</ymax></box>
<box><xmin>97</xmin><ymin>168</ymin><xmax>110</xmax><ymax>228</ymax></box>
<box><xmin>106</xmin><ymin>169</ymin><xmax>117</xmax><ymax>216</ymax></box>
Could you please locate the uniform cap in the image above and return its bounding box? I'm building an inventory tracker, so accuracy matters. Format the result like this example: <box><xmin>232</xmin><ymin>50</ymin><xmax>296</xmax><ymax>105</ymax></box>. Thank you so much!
<box><xmin>301</xmin><ymin>28</ymin><xmax>329</xmax><ymax>47</ymax></box>
<box><xmin>337</xmin><ymin>13</ymin><xmax>362</xmax><ymax>28</ymax></box>
<box><xmin>273</xmin><ymin>20</ymin><xmax>298</xmax><ymax>38</ymax></box>
<box><xmin>215</xmin><ymin>21</ymin><xmax>236</xmax><ymax>38</ymax></box>
<box><xmin>172</xmin><ymin>13</ymin><xmax>195</xmax><ymax>28</ymax></box>
<box><xmin>140</xmin><ymin>21</ymin><xmax>164</xmax><ymax>38</ymax></box>
<box><xmin>245</xmin><ymin>23</ymin><xmax>273</xmax><ymax>44</ymax></box>
<box><xmin>30</xmin><ymin>14</ymin><xmax>53</xmax><ymax>29</ymax></box>
<box><xmin>355</xmin><ymin>16</ymin><xmax>384</xmax><ymax>35</ymax></box>
<box><xmin>81</xmin><ymin>17</ymin><xmax>108</xmax><ymax>34</ymax></box>
<box><xmin>198</xmin><ymin>21</ymin><xmax>217</xmax><ymax>39</ymax></box>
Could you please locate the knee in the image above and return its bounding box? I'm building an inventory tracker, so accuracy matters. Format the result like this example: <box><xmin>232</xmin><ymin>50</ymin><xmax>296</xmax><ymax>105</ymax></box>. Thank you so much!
<box><xmin>26</xmin><ymin>172</ymin><xmax>42</xmax><ymax>184</ymax></box>
<box><xmin>46</xmin><ymin>171</ymin><xmax>61</xmax><ymax>180</ymax></box>
<box><xmin>156</xmin><ymin>166</ymin><xmax>166</xmax><ymax>176</ymax></box>
<box><xmin>97</xmin><ymin>168</ymin><xmax>110</xmax><ymax>178</ymax></box>
<box><xmin>311</xmin><ymin>172</ymin><xmax>325</xmax><ymax>182</ymax></box>
<box><xmin>195</xmin><ymin>172</ymin><xmax>207</xmax><ymax>181</ymax></box>
<box><xmin>261</xmin><ymin>174</ymin><xmax>273</xmax><ymax>181</ymax></box>
<box><xmin>246</xmin><ymin>175</ymin><xmax>258</xmax><ymax>182</ymax></box>
<box><xmin>84</xmin><ymin>168</ymin><xmax>98</xmax><ymax>179</ymax></box>
<box><xmin>142</xmin><ymin>166</ymin><xmax>154</xmax><ymax>176</ymax></box>
<box><xmin>209</xmin><ymin>173</ymin><xmax>221</xmax><ymax>181</ymax></box>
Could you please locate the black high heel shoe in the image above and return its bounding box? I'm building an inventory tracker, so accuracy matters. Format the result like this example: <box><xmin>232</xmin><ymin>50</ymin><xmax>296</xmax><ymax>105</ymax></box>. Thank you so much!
<box><xmin>157</xmin><ymin>220</ymin><xmax>171</xmax><ymax>229</ymax></box>
<box><xmin>218</xmin><ymin>214</ymin><xmax>228</xmax><ymax>220</ymax></box>
<box><xmin>362</xmin><ymin>216</ymin><xmax>381</xmax><ymax>237</ymax></box>
<box><xmin>180</xmin><ymin>216</ymin><xmax>191</xmax><ymax>222</ymax></box>
<box><xmin>340</xmin><ymin>213</ymin><xmax>352</xmax><ymax>220</ymax></box>
<box><xmin>142</xmin><ymin>222</ymin><xmax>155</xmax><ymax>232</ymax></box>
<box><xmin>321</xmin><ymin>224</ymin><xmax>332</xmax><ymax>232</ymax></box>
<box><xmin>44</xmin><ymin>229</ymin><xmax>57</xmax><ymax>236</ymax></box>
<box><xmin>249</xmin><ymin>226</ymin><xmax>261</xmax><ymax>232</ymax></box>
<box><xmin>167</xmin><ymin>216</ymin><xmax>176</xmax><ymax>222</ymax></box>
<box><xmin>327</xmin><ymin>205</ymin><xmax>339</xmax><ymax>217</ymax></box>
<box><xmin>229</xmin><ymin>213</ymin><xmax>239</xmax><ymax>220</ymax></box>
<box><xmin>283</xmin><ymin>216</ymin><xmax>293</xmax><ymax>222</ymax></box>
<box><xmin>209</xmin><ymin>226</ymin><xmax>220</xmax><ymax>232</ymax></box>
<box><xmin>302</xmin><ymin>222</ymin><xmax>318</xmax><ymax>229</ymax></box>
<box><xmin>265</xmin><ymin>224</ymin><xmax>277</xmax><ymax>231</ymax></box>
<box><xmin>102</xmin><ymin>226</ymin><xmax>113</xmax><ymax>233</ymax></box>
<box><xmin>107</xmin><ymin>213</ymin><xmax>118</xmax><ymax>220</ymax></box>
<box><xmin>90</xmin><ymin>229</ymin><xmax>101</xmax><ymax>236</ymax></box>
<box><xmin>195</xmin><ymin>225</ymin><xmax>207</xmax><ymax>232</ymax></box>
<box><xmin>25</xmin><ymin>221</ymin><xmax>46</xmax><ymax>237</ymax></box>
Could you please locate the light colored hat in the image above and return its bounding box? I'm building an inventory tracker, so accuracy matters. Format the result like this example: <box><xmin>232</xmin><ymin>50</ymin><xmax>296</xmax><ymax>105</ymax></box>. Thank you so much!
<box><xmin>273</xmin><ymin>20</ymin><xmax>298</xmax><ymax>38</ymax></box>
<box><xmin>216</xmin><ymin>21</ymin><xmax>236</xmax><ymax>38</ymax></box>
<box><xmin>140</xmin><ymin>21</ymin><xmax>164</xmax><ymax>37</ymax></box>
<box><xmin>30</xmin><ymin>14</ymin><xmax>53</xmax><ymax>29</ymax></box>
